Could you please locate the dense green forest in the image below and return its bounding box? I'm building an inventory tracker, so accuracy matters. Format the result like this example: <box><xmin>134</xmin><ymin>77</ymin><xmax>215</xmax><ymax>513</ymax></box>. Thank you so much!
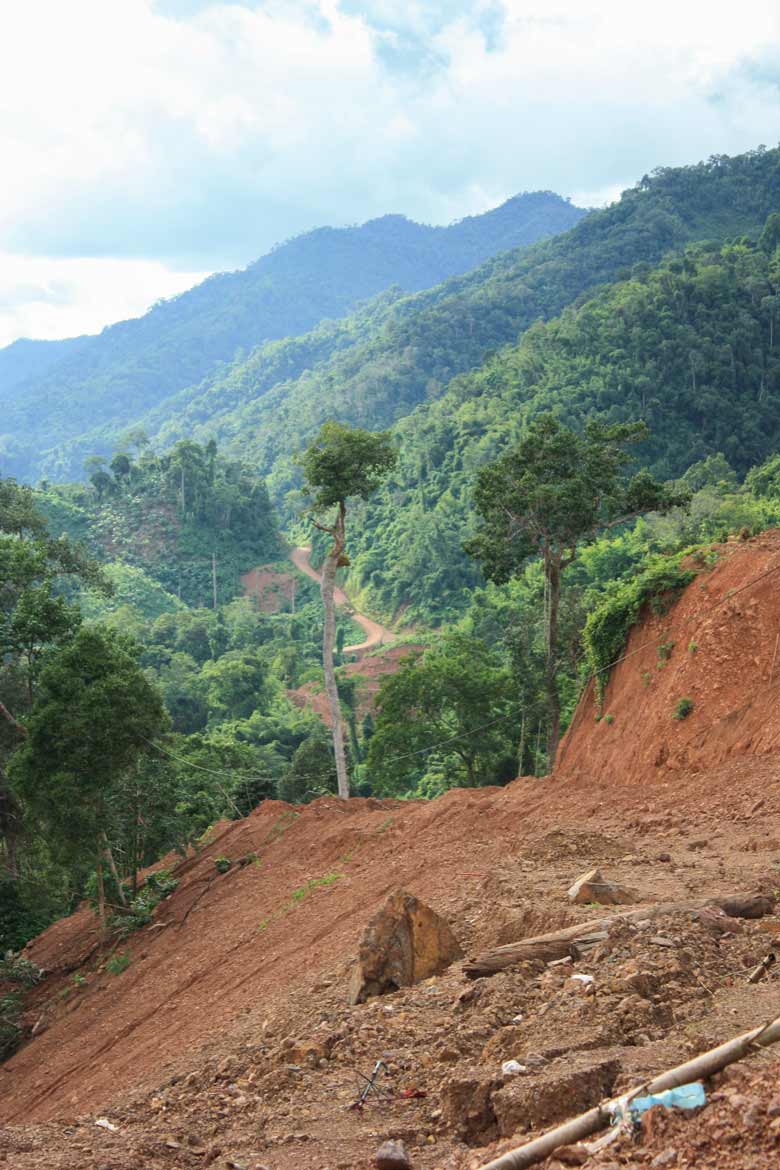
<box><xmin>343</xmin><ymin>229</ymin><xmax>780</xmax><ymax>621</ymax></box>
<box><xmin>37</xmin><ymin>439</ymin><xmax>281</xmax><ymax>608</ymax></box>
<box><xmin>128</xmin><ymin>146</ymin><xmax>780</xmax><ymax>518</ymax></box>
<box><xmin>0</xmin><ymin>464</ymin><xmax>369</xmax><ymax>954</ymax></box>
<box><xmin>0</xmin><ymin>192</ymin><xmax>584</xmax><ymax>483</ymax></box>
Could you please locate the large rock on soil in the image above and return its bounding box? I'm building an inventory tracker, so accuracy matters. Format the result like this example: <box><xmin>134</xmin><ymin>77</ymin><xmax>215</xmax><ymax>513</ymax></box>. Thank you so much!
<box><xmin>348</xmin><ymin>890</ymin><xmax>463</xmax><ymax>1004</ymax></box>
<box><xmin>568</xmin><ymin>867</ymin><xmax>638</xmax><ymax>906</ymax></box>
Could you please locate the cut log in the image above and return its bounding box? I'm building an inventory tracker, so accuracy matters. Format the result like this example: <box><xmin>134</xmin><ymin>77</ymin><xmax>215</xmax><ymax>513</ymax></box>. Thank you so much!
<box><xmin>464</xmin><ymin>900</ymin><xmax>702</xmax><ymax>979</ymax></box>
<box><xmin>476</xmin><ymin>1013</ymin><xmax>780</xmax><ymax>1170</ymax></box>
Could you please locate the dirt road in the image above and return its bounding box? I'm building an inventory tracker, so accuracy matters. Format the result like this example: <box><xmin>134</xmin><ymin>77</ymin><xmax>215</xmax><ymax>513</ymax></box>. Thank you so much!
<box><xmin>289</xmin><ymin>545</ymin><xmax>393</xmax><ymax>654</ymax></box>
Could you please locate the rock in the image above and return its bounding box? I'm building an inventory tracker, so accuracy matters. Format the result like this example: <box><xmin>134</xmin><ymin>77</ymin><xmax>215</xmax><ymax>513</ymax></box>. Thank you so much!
<box><xmin>657</xmin><ymin>852</ymin><xmax>672</xmax><ymax>862</ymax></box>
<box><xmin>716</xmin><ymin>894</ymin><xmax>775</xmax><ymax>919</ymax></box>
<box><xmin>440</xmin><ymin>1068</ymin><xmax>499</xmax><ymax>1145</ymax></box>
<box><xmin>376</xmin><ymin>1139</ymin><xmax>411</xmax><ymax>1170</ymax></box>
<box><xmin>555</xmin><ymin>1146</ymin><xmax>589</xmax><ymax>1166</ymax></box>
<box><xmin>693</xmin><ymin>906</ymin><xmax>738</xmax><ymax>935</ymax></box>
<box><xmin>567</xmin><ymin>868</ymin><xmax>638</xmax><ymax>906</ymax></box>
<box><xmin>348</xmin><ymin>890</ymin><xmax>463</xmax><ymax>1004</ymax></box>
<box><xmin>493</xmin><ymin>1057</ymin><xmax>620</xmax><ymax>1136</ymax></box>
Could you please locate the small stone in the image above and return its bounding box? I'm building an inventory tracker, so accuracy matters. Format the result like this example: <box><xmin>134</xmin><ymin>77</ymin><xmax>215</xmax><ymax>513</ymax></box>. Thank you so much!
<box><xmin>555</xmin><ymin>1146</ymin><xmax>588</xmax><ymax>1166</ymax></box>
<box><xmin>651</xmin><ymin>1151</ymin><xmax>678</xmax><ymax>1168</ymax></box>
<box><xmin>657</xmin><ymin>852</ymin><xmax>671</xmax><ymax>862</ymax></box>
<box><xmin>376</xmin><ymin>1138</ymin><xmax>411</xmax><ymax>1170</ymax></box>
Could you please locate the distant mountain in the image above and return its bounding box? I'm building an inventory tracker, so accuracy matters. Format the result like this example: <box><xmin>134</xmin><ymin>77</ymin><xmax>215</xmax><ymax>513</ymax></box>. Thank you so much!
<box><xmin>0</xmin><ymin>335</ymin><xmax>90</xmax><ymax>400</ymax></box>
<box><xmin>0</xmin><ymin>191</ymin><xmax>585</xmax><ymax>481</ymax></box>
<box><xmin>113</xmin><ymin>146</ymin><xmax>780</xmax><ymax>520</ymax></box>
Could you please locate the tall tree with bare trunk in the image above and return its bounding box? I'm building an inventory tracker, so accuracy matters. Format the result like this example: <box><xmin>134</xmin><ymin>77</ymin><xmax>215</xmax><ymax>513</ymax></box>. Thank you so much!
<box><xmin>465</xmin><ymin>415</ymin><xmax>686</xmax><ymax>765</ymax></box>
<box><xmin>300</xmin><ymin>422</ymin><xmax>396</xmax><ymax>798</ymax></box>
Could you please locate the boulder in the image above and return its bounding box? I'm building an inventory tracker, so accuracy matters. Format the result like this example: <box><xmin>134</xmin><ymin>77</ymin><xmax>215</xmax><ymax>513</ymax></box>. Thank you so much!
<box><xmin>716</xmin><ymin>894</ymin><xmax>775</xmax><ymax>920</ymax></box>
<box><xmin>567</xmin><ymin>867</ymin><xmax>638</xmax><ymax>906</ymax></box>
<box><xmin>348</xmin><ymin>890</ymin><xmax>463</xmax><ymax>1004</ymax></box>
<box><xmin>376</xmin><ymin>1139</ymin><xmax>411</xmax><ymax>1170</ymax></box>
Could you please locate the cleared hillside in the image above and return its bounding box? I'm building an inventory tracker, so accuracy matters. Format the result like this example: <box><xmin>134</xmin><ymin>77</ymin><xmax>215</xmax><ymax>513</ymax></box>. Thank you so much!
<box><xmin>4</xmin><ymin>539</ymin><xmax>780</xmax><ymax>1167</ymax></box>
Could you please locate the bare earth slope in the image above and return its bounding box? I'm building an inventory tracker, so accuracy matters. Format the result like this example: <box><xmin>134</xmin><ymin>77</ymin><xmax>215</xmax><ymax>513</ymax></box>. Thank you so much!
<box><xmin>558</xmin><ymin>529</ymin><xmax>780</xmax><ymax>782</ymax></box>
<box><xmin>4</xmin><ymin>534</ymin><xmax>780</xmax><ymax>1169</ymax></box>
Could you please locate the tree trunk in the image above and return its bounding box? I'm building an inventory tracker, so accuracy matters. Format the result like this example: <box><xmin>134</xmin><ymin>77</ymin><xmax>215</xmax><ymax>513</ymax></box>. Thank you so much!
<box><xmin>101</xmin><ymin>832</ymin><xmax>126</xmax><ymax>906</ymax></box>
<box><xmin>320</xmin><ymin>504</ymin><xmax>350</xmax><ymax>799</ymax></box>
<box><xmin>95</xmin><ymin>852</ymin><xmax>106</xmax><ymax>927</ymax></box>
<box><xmin>544</xmin><ymin>553</ymin><xmax>562</xmax><ymax>765</ymax></box>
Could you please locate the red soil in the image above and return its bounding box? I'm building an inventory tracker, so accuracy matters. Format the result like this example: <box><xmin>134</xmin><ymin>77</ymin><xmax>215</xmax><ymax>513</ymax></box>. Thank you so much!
<box><xmin>558</xmin><ymin>529</ymin><xmax>780</xmax><ymax>783</ymax></box>
<box><xmin>5</xmin><ymin>533</ymin><xmax>780</xmax><ymax>1169</ymax></box>
<box><xmin>240</xmin><ymin>566</ymin><xmax>297</xmax><ymax>613</ymax></box>
<box><xmin>287</xmin><ymin>643</ymin><xmax>424</xmax><ymax>727</ymax></box>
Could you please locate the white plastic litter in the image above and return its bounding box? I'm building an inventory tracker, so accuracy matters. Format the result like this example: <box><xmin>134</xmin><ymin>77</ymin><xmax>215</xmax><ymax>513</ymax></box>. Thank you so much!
<box><xmin>571</xmin><ymin>973</ymin><xmax>594</xmax><ymax>985</ymax></box>
<box><xmin>94</xmin><ymin>1118</ymin><xmax>119</xmax><ymax>1132</ymax></box>
<box><xmin>501</xmin><ymin>1060</ymin><xmax>527</xmax><ymax>1076</ymax></box>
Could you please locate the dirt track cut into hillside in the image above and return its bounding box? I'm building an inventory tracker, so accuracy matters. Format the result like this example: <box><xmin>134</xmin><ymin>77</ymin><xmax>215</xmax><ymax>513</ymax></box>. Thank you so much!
<box><xmin>289</xmin><ymin>546</ymin><xmax>394</xmax><ymax>654</ymax></box>
<box><xmin>4</xmin><ymin>534</ymin><xmax>780</xmax><ymax>1170</ymax></box>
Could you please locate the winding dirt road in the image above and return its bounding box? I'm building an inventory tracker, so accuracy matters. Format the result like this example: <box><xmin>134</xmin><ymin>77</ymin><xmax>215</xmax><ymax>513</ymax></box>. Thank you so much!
<box><xmin>289</xmin><ymin>546</ymin><xmax>393</xmax><ymax>655</ymax></box>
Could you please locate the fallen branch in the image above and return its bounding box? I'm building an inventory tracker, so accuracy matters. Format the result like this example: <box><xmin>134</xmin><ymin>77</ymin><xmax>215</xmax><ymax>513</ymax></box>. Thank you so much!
<box><xmin>463</xmin><ymin>900</ymin><xmax>703</xmax><ymax>978</ymax></box>
<box><xmin>476</xmin><ymin>1014</ymin><xmax>780</xmax><ymax>1170</ymax></box>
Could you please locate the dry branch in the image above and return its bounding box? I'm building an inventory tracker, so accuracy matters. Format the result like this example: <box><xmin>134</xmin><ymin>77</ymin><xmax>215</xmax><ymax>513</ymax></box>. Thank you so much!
<box><xmin>477</xmin><ymin>1014</ymin><xmax>780</xmax><ymax>1170</ymax></box>
<box><xmin>463</xmin><ymin>900</ymin><xmax>702</xmax><ymax>978</ymax></box>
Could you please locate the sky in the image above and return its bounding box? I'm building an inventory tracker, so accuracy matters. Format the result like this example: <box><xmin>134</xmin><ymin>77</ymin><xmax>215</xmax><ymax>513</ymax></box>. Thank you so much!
<box><xmin>1</xmin><ymin>0</ymin><xmax>779</xmax><ymax>348</ymax></box>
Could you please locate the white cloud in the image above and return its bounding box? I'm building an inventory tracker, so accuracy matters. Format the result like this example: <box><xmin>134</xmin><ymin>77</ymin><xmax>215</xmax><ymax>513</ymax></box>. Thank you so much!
<box><xmin>0</xmin><ymin>255</ymin><xmax>209</xmax><ymax>348</ymax></box>
<box><xmin>0</xmin><ymin>0</ymin><xmax>779</xmax><ymax>342</ymax></box>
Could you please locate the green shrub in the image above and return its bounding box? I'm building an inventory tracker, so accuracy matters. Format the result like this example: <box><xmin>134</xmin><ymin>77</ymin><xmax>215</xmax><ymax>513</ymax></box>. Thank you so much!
<box><xmin>0</xmin><ymin>993</ymin><xmax>22</xmax><ymax>1058</ymax></box>
<box><xmin>673</xmin><ymin>697</ymin><xmax>695</xmax><ymax>720</ymax></box>
<box><xmin>657</xmin><ymin>640</ymin><xmax>675</xmax><ymax>663</ymax></box>
<box><xmin>688</xmin><ymin>640</ymin><xmax>698</xmax><ymax>653</ymax></box>
<box><xmin>603</xmin><ymin>713</ymin><xmax>615</xmax><ymax>725</ymax></box>
<box><xmin>109</xmin><ymin>870</ymin><xmax>179</xmax><ymax>941</ymax></box>
<box><xmin>214</xmin><ymin>857</ymin><xmax>232</xmax><ymax>874</ymax></box>
<box><xmin>106</xmin><ymin>952</ymin><xmax>131</xmax><ymax>975</ymax></box>
<box><xmin>583</xmin><ymin>553</ymin><xmax>695</xmax><ymax>700</ymax></box>
<box><xmin>0</xmin><ymin>953</ymin><xmax>44</xmax><ymax>986</ymax></box>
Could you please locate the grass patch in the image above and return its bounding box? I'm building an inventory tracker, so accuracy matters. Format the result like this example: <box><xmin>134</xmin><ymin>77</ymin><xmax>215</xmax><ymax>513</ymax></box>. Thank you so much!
<box><xmin>106</xmin><ymin>952</ymin><xmax>131</xmax><ymax>976</ymax></box>
<box><xmin>290</xmin><ymin>872</ymin><xmax>343</xmax><ymax>902</ymax></box>
<box><xmin>673</xmin><ymin>697</ymin><xmax>695</xmax><ymax>720</ymax></box>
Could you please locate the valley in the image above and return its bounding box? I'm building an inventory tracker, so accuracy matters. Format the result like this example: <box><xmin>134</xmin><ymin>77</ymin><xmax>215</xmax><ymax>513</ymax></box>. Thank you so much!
<box><xmin>3</xmin><ymin>141</ymin><xmax>780</xmax><ymax>1170</ymax></box>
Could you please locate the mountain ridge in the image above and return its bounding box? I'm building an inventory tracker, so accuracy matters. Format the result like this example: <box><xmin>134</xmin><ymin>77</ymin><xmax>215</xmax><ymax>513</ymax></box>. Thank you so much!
<box><xmin>0</xmin><ymin>191</ymin><xmax>585</xmax><ymax>482</ymax></box>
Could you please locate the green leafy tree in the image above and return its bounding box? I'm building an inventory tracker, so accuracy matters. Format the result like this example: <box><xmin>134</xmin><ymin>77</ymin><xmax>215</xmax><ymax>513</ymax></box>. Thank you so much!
<box><xmin>300</xmin><ymin>422</ymin><xmax>396</xmax><ymax>797</ymax></box>
<box><xmin>465</xmin><ymin>415</ymin><xmax>686</xmax><ymax>761</ymax></box>
<box><xmin>278</xmin><ymin>736</ymin><xmax>336</xmax><ymax>804</ymax></box>
<box><xmin>367</xmin><ymin>633</ymin><xmax>514</xmax><ymax>794</ymax></box>
<box><xmin>9</xmin><ymin>626</ymin><xmax>167</xmax><ymax>924</ymax></box>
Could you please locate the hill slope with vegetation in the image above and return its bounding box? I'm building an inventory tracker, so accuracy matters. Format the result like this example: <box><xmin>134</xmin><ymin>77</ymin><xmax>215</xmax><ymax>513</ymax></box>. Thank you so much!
<box><xmin>343</xmin><ymin>226</ymin><xmax>780</xmax><ymax>620</ymax></box>
<box><xmin>121</xmin><ymin>146</ymin><xmax>780</xmax><ymax>518</ymax></box>
<box><xmin>0</xmin><ymin>192</ymin><xmax>584</xmax><ymax>482</ymax></box>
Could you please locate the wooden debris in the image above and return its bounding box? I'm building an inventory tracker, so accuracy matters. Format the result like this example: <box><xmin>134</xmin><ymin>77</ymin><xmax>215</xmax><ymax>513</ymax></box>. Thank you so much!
<box><xmin>464</xmin><ymin>901</ymin><xmax>703</xmax><ymax>979</ymax></box>
<box><xmin>476</xmin><ymin>1013</ymin><xmax>780</xmax><ymax>1170</ymax></box>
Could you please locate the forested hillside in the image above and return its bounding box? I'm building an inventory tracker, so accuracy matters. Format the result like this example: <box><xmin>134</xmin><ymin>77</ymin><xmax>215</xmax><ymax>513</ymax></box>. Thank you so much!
<box><xmin>0</xmin><ymin>336</ymin><xmax>89</xmax><ymax>399</ymax></box>
<box><xmin>344</xmin><ymin>228</ymin><xmax>780</xmax><ymax>619</ymax></box>
<box><xmin>121</xmin><ymin>147</ymin><xmax>780</xmax><ymax>518</ymax></box>
<box><xmin>0</xmin><ymin>192</ymin><xmax>584</xmax><ymax>482</ymax></box>
<box><xmin>37</xmin><ymin>440</ymin><xmax>281</xmax><ymax>608</ymax></box>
